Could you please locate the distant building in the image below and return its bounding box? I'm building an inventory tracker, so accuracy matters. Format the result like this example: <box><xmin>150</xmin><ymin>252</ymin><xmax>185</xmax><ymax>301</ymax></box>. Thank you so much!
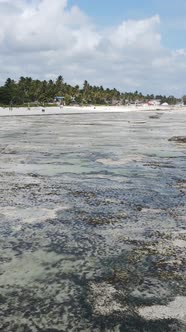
<box><xmin>148</xmin><ymin>100</ymin><xmax>161</xmax><ymax>106</ymax></box>
<box><xmin>54</xmin><ymin>96</ymin><xmax>65</xmax><ymax>106</ymax></box>
<box><xmin>54</xmin><ymin>96</ymin><xmax>64</xmax><ymax>101</ymax></box>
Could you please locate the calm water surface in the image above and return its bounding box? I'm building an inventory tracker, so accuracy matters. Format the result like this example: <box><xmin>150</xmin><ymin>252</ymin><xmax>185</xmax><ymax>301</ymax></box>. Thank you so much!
<box><xmin>0</xmin><ymin>110</ymin><xmax>186</xmax><ymax>331</ymax></box>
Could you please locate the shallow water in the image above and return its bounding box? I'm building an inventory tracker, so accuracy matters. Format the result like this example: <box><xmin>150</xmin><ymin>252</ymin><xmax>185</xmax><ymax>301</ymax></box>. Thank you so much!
<box><xmin>0</xmin><ymin>110</ymin><xmax>186</xmax><ymax>331</ymax></box>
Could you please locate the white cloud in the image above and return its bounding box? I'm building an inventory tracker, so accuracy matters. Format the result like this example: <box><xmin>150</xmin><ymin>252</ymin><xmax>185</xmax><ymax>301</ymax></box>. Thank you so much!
<box><xmin>0</xmin><ymin>0</ymin><xmax>186</xmax><ymax>96</ymax></box>
<box><xmin>109</xmin><ymin>15</ymin><xmax>161</xmax><ymax>50</ymax></box>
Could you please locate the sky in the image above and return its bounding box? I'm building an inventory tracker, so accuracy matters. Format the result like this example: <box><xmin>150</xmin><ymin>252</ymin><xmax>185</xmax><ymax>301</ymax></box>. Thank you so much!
<box><xmin>0</xmin><ymin>0</ymin><xmax>186</xmax><ymax>96</ymax></box>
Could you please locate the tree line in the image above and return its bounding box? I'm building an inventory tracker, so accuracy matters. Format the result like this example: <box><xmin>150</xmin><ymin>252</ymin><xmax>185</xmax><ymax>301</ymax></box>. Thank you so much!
<box><xmin>0</xmin><ymin>75</ymin><xmax>181</xmax><ymax>106</ymax></box>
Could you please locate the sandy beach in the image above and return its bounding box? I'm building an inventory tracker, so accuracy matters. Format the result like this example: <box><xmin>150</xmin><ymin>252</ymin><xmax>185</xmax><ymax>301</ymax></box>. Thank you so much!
<box><xmin>0</xmin><ymin>104</ymin><xmax>184</xmax><ymax>116</ymax></box>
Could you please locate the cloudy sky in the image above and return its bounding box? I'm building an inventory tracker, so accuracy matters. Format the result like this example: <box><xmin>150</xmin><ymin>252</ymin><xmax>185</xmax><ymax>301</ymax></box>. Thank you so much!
<box><xmin>0</xmin><ymin>0</ymin><xmax>186</xmax><ymax>96</ymax></box>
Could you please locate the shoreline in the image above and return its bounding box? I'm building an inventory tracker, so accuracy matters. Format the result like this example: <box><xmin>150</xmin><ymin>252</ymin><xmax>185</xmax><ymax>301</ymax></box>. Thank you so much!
<box><xmin>0</xmin><ymin>105</ymin><xmax>185</xmax><ymax>117</ymax></box>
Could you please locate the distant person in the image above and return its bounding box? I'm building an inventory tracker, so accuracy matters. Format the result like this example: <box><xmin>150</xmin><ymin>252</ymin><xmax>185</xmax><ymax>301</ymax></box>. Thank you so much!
<box><xmin>9</xmin><ymin>101</ymin><xmax>13</xmax><ymax>111</ymax></box>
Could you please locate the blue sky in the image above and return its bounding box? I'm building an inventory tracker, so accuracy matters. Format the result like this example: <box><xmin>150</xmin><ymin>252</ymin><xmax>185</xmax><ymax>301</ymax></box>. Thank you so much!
<box><xmin>68</xmin><ymin>0</ymin><xmax>186</xmax><ymax>49</ymax></box>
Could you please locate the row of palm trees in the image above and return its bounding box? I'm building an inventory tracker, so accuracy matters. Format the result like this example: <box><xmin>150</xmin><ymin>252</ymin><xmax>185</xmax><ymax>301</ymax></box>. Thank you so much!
<box><xmin>0</xmin><ymin>75</ymin><xmax>180</xmax><ymax>106</ymax></box>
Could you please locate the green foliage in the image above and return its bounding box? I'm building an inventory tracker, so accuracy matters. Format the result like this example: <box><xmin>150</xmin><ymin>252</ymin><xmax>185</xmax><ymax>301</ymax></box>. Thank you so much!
<box><xmin>0</xmin><ymin>86</ymin><xmax>12</xmax><ymax>104</ymax></box>
<box><xmin>0</xmin><ymin>76</ymin><xmax>181</xmax><ymax>106</ymax></box>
